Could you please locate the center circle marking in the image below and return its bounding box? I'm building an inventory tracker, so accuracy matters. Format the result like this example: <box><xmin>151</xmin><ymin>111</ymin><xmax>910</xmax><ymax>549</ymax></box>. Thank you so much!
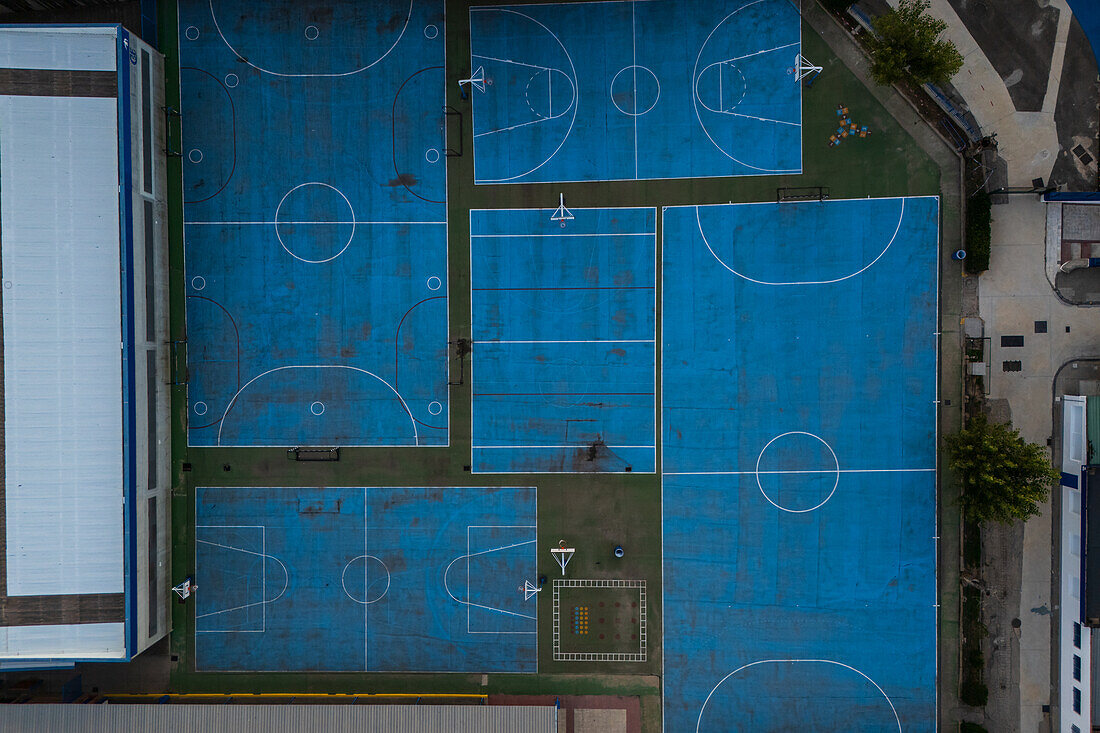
<box><xmin>310</xmin><ymin>401</ymin><xmax>325</xmax><ymax>416</ymax></box>
<box><xmin>304</xmin><ymin>25</ymin><xmax>320</xmax><ymax>41</ymax></box>
<box><xmin>428</xmin><ymin>401</ymin><xmax>443</xmax><ymax>416</ymax></box>
<box><xmin>610</xmin><ymin>65</ymin><xmax>661</xmax><ymax>116</ymax></box>
<box><xmin>274</xmin><ymin>182</ymin><xmax>356</xmax><ymax>264</ymax></box>
<box><xmin>754</xmin><ymin>431</ymin><xmax>840</xmax><ymax>513</ymax></box>
<box><xmin>341</xmin><ymin>554</ymin><xmax>391</xmax><ymax>604</ymax></box>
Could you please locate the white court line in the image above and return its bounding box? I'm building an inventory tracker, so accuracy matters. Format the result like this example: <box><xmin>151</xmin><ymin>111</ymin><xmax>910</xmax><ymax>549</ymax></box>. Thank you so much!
<box><xmin>664</xmin><ymin>468</ymin><xmax>936</xmax><ymax>475</ymax></box>
<box><xmin>696</xmin><ymin>198</ymin><xmax>905</xmax><ymax>286</ymax></box>
<box><xmin>724</xmin><ymin>40</ymin><xmax>799</xmax><ymax>64</ymax></box>
<box><xmin>185</xmin><ymin>220</ymin><xmax>446</xmax><ymax>225</ymax></box>
<box><xmin>444</xmin><ymin>538</ymin><xmax>538</xmax><ymax>624</ymax></box>
<box><xmin>216</xmin><ymin>365</ymin><xmax>418</xmax><ymax>447</ymax></box>
<box><xmin>695</xmin><ymin>659</ymin><xmax>901</xmax><ymax>733</ymax></box>
<box><xmin>208</xmin><ymin>0</ymin><xmax>411</xmax><ymax>78</ymax></box>
<box><xmin>473</xmin><ymin>53</ymin><xmax>553</xmax><ymax>72</ymax></box>
<box><xmin>715</xmin><ymin>109</ymin><xmax>800</xmax><ymax>126</ymax></box>
<box><xmin>470</xmin><ymin>8</ymin><xmax>579</xmax><ymax>183</ymax></box>
<box><xmin>632</xmin><ymin>0</ymin><xmax>638</xmax><ymax>179</ymax></box>
<box><xmin>691</xmin><ymin>0</ymin><xmax>803</xmax><ymax>173</ymax></box>
<box><xmin>475</xmin><ymin>116</ymin><xmax>560</xmax><ymax>138</ymax></box>
<box><xmin>470</xmin><ymin>231</ymin><xmax>654</xmax><ymax>237</ymax></box>
<box><xmin>474</xmin><ymin>445</ymin><xmax>655</xmax><ymax>449</ymax></box>
<box><xmin>194</xmin><ymin>537</ymin><xmax>289</xmax><ymax>622</ymax></box>
<box><xmin>474</xmin><ymin>339</ymin><xmax>655</xmax><ymax>344</ymax></box>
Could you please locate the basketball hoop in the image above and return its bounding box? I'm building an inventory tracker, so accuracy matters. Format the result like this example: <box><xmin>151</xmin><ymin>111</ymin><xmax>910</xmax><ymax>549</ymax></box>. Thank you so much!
<box><xmin>172</xmin><ymin>577</ymin><xmax>196</xmax><ymax>601</ymax></box>
<box><xmin>793</xmin><ymin>53</ymin><xmax>822</xmax><ymax>84</ymax></box>
<box><xmin>550</xmin><ymin>539</ymin><xmax>575</xmax><ymax>576</ymax></box>
<box><xmin>458</xmin><ymin>65</ymin><xmax>487</xmax><ymax>94</ymax></box>
<box><xmin>550</xmin><ymin>193</ymin><xmax>574</xmax><ymax>229</ymax></box>
<box><xmin>519</xmin><ymin>579</ymin><xmax>543</xmax><ymax>601</ymax></box>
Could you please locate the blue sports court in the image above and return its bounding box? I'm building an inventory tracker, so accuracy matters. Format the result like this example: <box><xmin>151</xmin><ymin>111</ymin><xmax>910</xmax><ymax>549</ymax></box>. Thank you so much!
<box><xmin>470</xmin><ymin>206</ymin><xmax>656</xmax><ymax>473</ymax></box>
<box><xmin>469</xmin><ymin>0</ymin><xmax>802</xmax><ymax>183</ymax></box>
<box><xmin>195</xmin><ymin>486</ymin><xmax>537</xmax><ymax>672</ymax></box>
<box><xmin>180</xmin><ymin>0</ymin><xmax>449</xmax><ymax>446</ymax></box>
<box><xmin>661</xmin><ymin>197</ymin><xmax>939</xmax><ymax>731</ymax></box>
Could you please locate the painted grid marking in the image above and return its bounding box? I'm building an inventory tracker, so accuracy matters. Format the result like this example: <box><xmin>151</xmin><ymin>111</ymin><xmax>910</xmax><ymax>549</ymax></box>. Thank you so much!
<box><xmin>553</xmin><ymin>579</ymin><xmax>647</xmax><ymax>662</ymax></box>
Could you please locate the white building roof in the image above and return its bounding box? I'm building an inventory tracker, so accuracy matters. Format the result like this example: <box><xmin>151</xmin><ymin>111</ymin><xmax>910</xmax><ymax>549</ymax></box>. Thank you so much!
<box><xmin>0</xmin><ymin>23</ymin><xmax>126</xmax><ymax>644</ymax></box>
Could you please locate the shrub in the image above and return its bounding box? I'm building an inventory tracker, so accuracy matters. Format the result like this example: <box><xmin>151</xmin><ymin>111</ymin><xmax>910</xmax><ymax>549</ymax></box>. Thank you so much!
<box><xmin>964</xmin><ymin>191</ymin><xmax>991</xmax><ymax>274</ymax></box>
<box><xmin>959</xmin><ymin>680</ymin><xmax>989</xmax><ymax>707</ymax></box>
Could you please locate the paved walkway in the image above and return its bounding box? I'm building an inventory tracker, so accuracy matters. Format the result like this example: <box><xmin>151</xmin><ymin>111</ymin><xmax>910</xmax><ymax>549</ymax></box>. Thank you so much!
<box><xmin>924</xmin><ymin>0</ymin><xmax>1072</xmax><ymax>188</ymax></box>
<box><xmin>917</xmin><ymin>0</ymin><xmax>1099</xmax><ymax>731</ymax></box>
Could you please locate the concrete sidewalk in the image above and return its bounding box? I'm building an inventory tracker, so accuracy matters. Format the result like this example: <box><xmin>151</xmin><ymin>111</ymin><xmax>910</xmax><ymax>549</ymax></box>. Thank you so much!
<box><xmin>914</xmin><ymin>0</ymin><xmax>1099</xmax><ymax>731</ymax></box>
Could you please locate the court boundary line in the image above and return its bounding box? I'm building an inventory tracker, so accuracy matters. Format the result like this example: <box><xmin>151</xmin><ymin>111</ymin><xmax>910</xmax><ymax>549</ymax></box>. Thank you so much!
<box><xmin>193</xmin><ymin>525</ymin><xmax>290</xmax><ymax>634</ymax></box>
<box><xmin>213</xmin><ymin>364</ymin><xmax>420</xmax><ymax>447</ymax></box>
<box><xmin>552</xmin><ymin>579</ymin><xmax>647</xmax><ymax>661</ymax></box>
<box><xmin>692</xmin><ymin>198</ymin><xmax>906</xmax><ymax>286</ymax></box>
<box><xmin>665</xmin><ymin>467</ymin><xmax>936</xmax><ymax>476</ymax></box>
<box><xmin>195</xmin><ymin>487</ymin><xmax>537</xmax><ymax>674</ymax></box>
<box><xmin>470</xmin><ymin>231</ymin><xmax>654</xmax><ymax>237</ymax></box>
<box><xmin>474</xmin><ymin>339</ymin><xmax>655</xmax><ymax>344</ymax></box>
<box><xmin>206</xmin><ymin>0</ymin><xmax>412</xmax><ymax>79</ymax></box>
<box><xmin>660</xmin><ymin>194</ymin><xmax>940</xmax><ymax>729</ymax></box>
<box><xmin>469</xmin><ymin>0</ymin><xmax>803</xmax><ymax>183</ymax></box>
<box><xmin>184</xmin><ymin>220</ymin><xmax>446</xmax><ymax>225</ymax></box>
<box><xmin>632</xmin><ymin>0</ymin><xmax>637</xmax><ymax>177</ymax></box>
<box><xmin>453</xmin><ymin>525</ymin><xmax>539</xmax><ymax>635</ymax></box>
<box><xmin>475</xmin><ymin>444</ymin><xmax>655</xmax><ymax>450</ymax></box>
<box><xmin>182</xmin><ymin>1</ymin><xmax>452</xmax><ymax>450</ymax></box>
<box><xmin>694</xmin><ymin>658</ymin><xmax>902</xmax><ymax>733</ymax></box>
<box><xmin>469</xmin><ymin>7</ymin><xmax>579</xmax><ymax>183</ymax></box>
<box><xmin>690</xmin><ymin>0</ymin><xmax>803</xmax><ymax>174</ymax></box>
<box><xmin>469</xmin><ymin>207</ymin><xmax>658</xmax><ymax>474</ymax></box>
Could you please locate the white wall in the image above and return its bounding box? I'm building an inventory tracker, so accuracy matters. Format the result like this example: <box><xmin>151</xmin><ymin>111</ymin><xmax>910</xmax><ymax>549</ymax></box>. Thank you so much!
<box><xmin>1061</xmin><ymin>395</ymin><xmax>1090</xmax><ymax>732</ymax></box>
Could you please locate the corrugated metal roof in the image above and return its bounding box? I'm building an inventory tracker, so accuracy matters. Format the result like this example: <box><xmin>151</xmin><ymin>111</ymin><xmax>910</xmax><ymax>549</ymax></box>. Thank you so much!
<box><xmin>0</xmin><ymin>26</ymin><xmax>116</xmax><ymax>71</ymax></box>
<box><xmin>0</xmin><ymin>703</ymin><xmax>558</xmax><ymax>733</ymax></box>
<box><xmin>1</xmin><ymin>91</ymin><xmax>125</xmax><ymax>600</ymax></box>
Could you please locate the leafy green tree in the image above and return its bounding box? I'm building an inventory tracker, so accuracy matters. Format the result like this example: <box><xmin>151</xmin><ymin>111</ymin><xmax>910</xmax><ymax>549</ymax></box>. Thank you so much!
<box><xmin>945</xmin><ymin>415</ymin><xmax>1061</xmax><ymax>524</ymax></box>
<box><xmin>868</xmin><ymin>0</ymin><xmax>964</xmax><ymax>86</ymax></box>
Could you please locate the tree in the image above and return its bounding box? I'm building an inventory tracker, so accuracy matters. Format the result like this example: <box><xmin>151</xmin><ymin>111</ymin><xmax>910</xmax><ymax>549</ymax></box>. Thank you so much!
<box><xmin>868</xmin><ymin>0</ymin><xmax>964</xmax><ymax>87</ymax></box>
<box><xmin>945</xmin><ymin>415</ymin><xmax>1061</xmax><ymax>524</ymax></box>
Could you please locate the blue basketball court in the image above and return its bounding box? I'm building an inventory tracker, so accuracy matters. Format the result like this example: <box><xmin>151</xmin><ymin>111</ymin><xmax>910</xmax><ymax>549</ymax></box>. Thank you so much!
<box><xmin>469</xmin><ymin>0</ymin><xmax>801</xmax><ymax>183</ymax></box>
<box><xmin>179</xmin><ymin>0</ymin><xmax>449</xmax><ymax>446</ymax></box>
<box><xmin>470</xmin><ymin>206</ymin><xmax>656</xmax><ymax>473</ymax></box>
<box><xmin>661</xmin><ymin>197</ymin><xmax>939</xmax><ymax>731</ymax></box>
<box><xmin>194</xmin><ymin>486</ymin><xmax>537</xmax><ymax>672</ymax></box>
